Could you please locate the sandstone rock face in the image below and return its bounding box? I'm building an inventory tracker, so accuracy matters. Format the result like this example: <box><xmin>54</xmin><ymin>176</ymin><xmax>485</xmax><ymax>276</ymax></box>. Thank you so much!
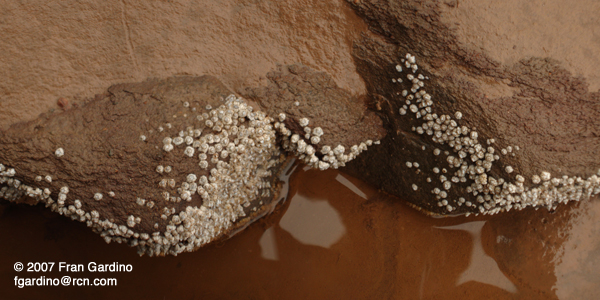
<box><xmin>0</xmin><ymin>0</ymin><xmax>368</xmax><ymax>130</ymax></box>
<box><xmin>343</xmin><ymin>0</ymin><xmax>600</xmax><ymax>215</ymax></box>
<box><xmin>0</xmin><ymin>76</ymin><xmax>290</xmax><ymax>256</ymax></box>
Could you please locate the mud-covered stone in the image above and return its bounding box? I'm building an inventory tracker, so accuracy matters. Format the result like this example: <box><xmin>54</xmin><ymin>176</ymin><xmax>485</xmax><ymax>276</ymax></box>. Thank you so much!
<box><xmin>0</xmin><ymin>76</ymin><xmax>290</xmax><ymax>256</ymax></box>
<box><xmin>343</xmin><ymin>0</ymin><xmax>600</xmax><ymax>215</ymax></box>
<box><xmin>241</xmin><ymin>64</ymin><xmax>386</xmax><ymax>170</ymax></box>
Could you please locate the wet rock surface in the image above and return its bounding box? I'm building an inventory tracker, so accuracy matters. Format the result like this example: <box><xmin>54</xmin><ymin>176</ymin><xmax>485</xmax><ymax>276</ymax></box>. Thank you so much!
<box><xmin>343</xmin><ymin>0</ymin><xmax>600</xmax><ymax>215</ymax></box>
<box><xmin>241</xmin><ymin>64</ymin><xmax>386</xmax><ymax>169</ymax></box>
<box><xmin>0</xmin><ymin>76</ymin><xmax>289</xmax><ymax>256</ymax></box>
<box><xmin>1</xmin><ymin>0</ymin><xmax>600</xmax><ymax>260</ymax></box>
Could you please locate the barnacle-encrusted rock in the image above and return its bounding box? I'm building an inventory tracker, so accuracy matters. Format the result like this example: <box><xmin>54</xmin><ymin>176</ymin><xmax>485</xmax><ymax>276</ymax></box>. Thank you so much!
<box><xmin>343</xmin><ymin>0</ymin><xmax>600</xmax><ymax>215</ymax></box>
<box><xmin>0</xmin><ymin>76</ymin><xmax>290</xmax><ymax>256</ymax></box>
<box><xmin>241</xmin><ymin>64</ymin><xmax>386</xmax><ymax>170</ymax></box>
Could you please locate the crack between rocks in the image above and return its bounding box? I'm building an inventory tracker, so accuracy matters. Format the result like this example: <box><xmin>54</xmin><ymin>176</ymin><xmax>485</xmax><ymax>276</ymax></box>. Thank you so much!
<box><xmin>120</xmin><ymin>0</ymin><xmax>140</xmax><ymax>77</ymax></box>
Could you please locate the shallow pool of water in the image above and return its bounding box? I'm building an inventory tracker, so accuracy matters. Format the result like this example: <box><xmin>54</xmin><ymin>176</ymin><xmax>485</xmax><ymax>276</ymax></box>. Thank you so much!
<box><xmin>1</xmin><ymin>166</ymin><xmax>598</xmax><ymax>299</ymax></box>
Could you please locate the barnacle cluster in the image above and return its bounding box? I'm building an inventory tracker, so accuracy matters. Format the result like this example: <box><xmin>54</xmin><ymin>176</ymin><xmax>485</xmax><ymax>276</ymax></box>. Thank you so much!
<box><xmin>393</xmin><ymin>53</ymin><xmax>600</xmax><ymax>215</ymax></box>
<box><xmin>0</xmin><ymin>95</ymin><xmax>285</xmax><ymax>256</ymax></box>
<box><xmin>273</xmin><ymin>114</ymin><xmax>379</xmax><ymax>171</ymax></box>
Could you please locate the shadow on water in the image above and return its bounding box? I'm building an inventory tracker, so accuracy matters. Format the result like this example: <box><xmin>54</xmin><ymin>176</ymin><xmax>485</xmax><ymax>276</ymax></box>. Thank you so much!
<box><xmin>1</xmin><ymin>165</ymin><xmax>597</xmax><ymax>299</ymax></box>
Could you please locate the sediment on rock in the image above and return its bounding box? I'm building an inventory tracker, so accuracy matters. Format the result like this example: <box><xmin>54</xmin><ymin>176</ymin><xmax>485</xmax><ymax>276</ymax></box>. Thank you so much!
<box><xmin>343</xmin><ymin>0</ymin><xmax>600</xmax><ymax>215</ymax></box>
<box><xmin>0</xmin><ymin>76</ymin><xmax>290</xmax><ymax>256</ymax></box>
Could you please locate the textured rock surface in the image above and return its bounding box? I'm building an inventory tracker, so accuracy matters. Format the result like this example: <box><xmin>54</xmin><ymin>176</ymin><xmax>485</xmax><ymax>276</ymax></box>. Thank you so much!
<box><xmin>0</xmin><ymin>76</ymin><xmax>290</xmax><ymax>256</ymax></box>
<box><xmin>241</xmin><ymin>64</ymin><xmax>386</xmax><ymax>169</ymax></box>
<box><xmin>2</xmin><ymin>0</ymin><xmax>600</xmax><ymax>220</ymax></box>
<box><xmin>343</xmin><ymin>0</ymin><xmax>600</xmax><ymax>215</ymax></box>
<box><xmin>0</xmin><ymin>0</ymin><xmax>368</xmax><ymax>130</ymax></box>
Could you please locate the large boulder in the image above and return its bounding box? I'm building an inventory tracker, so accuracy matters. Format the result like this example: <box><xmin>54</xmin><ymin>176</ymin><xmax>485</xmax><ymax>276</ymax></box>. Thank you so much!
<box><xmin>343</xmin><ymin>0</ymin><xmax>600</xmax><ymax>215</ymax></box>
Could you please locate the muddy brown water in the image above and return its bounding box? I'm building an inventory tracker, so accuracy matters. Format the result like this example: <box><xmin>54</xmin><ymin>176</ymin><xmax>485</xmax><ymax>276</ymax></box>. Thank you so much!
<box><xmin>1</xmin><ymin>164</ymin><xmax>598</xmax><ymax>299</ymax></box>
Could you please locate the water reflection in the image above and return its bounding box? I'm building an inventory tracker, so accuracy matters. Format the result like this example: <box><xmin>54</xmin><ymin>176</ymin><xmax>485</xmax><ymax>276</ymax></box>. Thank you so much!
<box><xmin>437</xmin><ymin>221</ymin><xmax>517</xmax><ymax>293</ymax></box>
<box><xmin>553</xmin><ymin>198</ymin><xmax>600</xmax><ymax>299</ymax></box>
<box><xmin>279</xmin><ymin>194</ymin><xmax>346</xmax><ymax>248</ymax></box>
<box><xmin>259</xmin><ymin>227</ymin><xmax>279</xmax><ymax>260</ymax></box>
<box><xmin>0</xmin><ymin>166</ymin><xmax>591</xmax><ymax>299</ymax></box>
<box><xmin>335</xmin><ymin>173</ymin><xmax>367</xmax><ymax>199</ymax></box>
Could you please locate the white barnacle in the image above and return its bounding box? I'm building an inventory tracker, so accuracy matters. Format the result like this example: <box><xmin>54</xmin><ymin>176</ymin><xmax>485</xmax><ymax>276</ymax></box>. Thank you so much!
<box><xmin>433</xmin><ymin>148</ymin><xmax>441</xmax><ymax>156</ymax></box>
<box><xmin>455</xmin><ymin>111</ymin><xmax>462</xmax><ymax>120</ymax></box>
<box><xmin>443</xmin><ymin>181</ymin><xmax>452</xmax><ymax>190</ymax></box>
<box><xmin>184</xmin><ymin>146</ymin><xmax>195</xmax><ymax>157</ymax></box>
<box><xmin>409</xmin><ymin>104</ymin><xmax>418</xmax><ymax>113</ymax></box>
<box><xmin>45</xmin><ymin>175</ymin><xmax>52</xmax><ymax>183</ymax></box>
<box><xmin>291</xmin><ymin>134</ymin><xmax>300</xmax><ymax>143</ymax></box>
<box><xmin>140</xmin><ymin>135</ymin><xmax>146</xmax><ymax>142</ymax></box>
<box><xmin>173</xmin><ymin>137</ymin><xmax>184</xmax><ymax>146</ymax></box>
<box><xmin>156</xmin><ymin>165</ymin><xmax>164</xmax><ymax>174</ymax></box>
<box><xmin>60</xmin><ymin>186</ymin><xmax>69</xmax><ymax>194</ymax></box>
<box><xmin>312</xmin><ymin>127</ymin><xmax>324</xmax><ymax>137</ymax></box>
<box><xmin>333</xmin><ymin>145</ymin><xmax>345</xmax><ymax>156</ymax></box>
<box><xmin>412</xmin><ymin>184</ymin><xmax>418</xmax><ymax>191</ymax></box>
<box><xmin>279</xmin><ymin>113</ymin><xmax>286</xmax><ymax>122</ymax></box>
<box><xmin>310</xmin><ymin>136</ymin><xmax>321</xmax><ymax>145</ymax></box>
<box><xmin>515</xmin><ymin>175</ymin><xmax>525</xmax><ymax>183</ymax></box>
<box><xmin>94</xmin><ymin>193</ymin><xmax>103</xmax><ymax>201</ymax></box>
<box><xmin>163</xmin><ymin>144</ymin><xmax>174</xmax><ymax>152</ymax></box>
<box><xmin>532</xmin><ymin>175</ymin><xmax>541</xmax><ymax>184</ymax></box>
<box><xmin>55</xmin><ymin>148</ymin><xmax>64</xmax><ymax>157</ymax></box>
<box><xmin>540</xmin><ymin>171</ymin><xmax>551</xmax><ymax>181</ymax></box>
<box><xmin>318</xmin><ymin>161</ymin><xmax>330</xmax><ymax>170</ymax></box>
<box><xmin>108</xmin><ymin>191</ymin><xmax>115</xmax><ymax>197</ymax></box>
<box><xmin>406</xmin><ymin>161</ymin><xmax>413</xmax><ymax>168</ymax></box>
<box><xmin>164</xmin><ymin>166</ymin><xmax>172</xmax><ymax>173</ymax></box>
<box><xmin>186</xmin><ymin>174</ymin><xmax>197</xmax><ymax>183</ymax></box>
<box><xmin>505</xmin><ymin>166</ymin><xmax>514</xmax><ymax>173</ymax></box>
<box><xmin>399</xmin><ymin>108</ymin><xmax>407</xmax><ymax>115</ymax></box>
<box><xmin>299</xmin><ymin>118</ymin><xmax>309</xmax><ymax>127</ymax></box>
<box><xmin>127</xmin><ymin>215</ymin><xmax>136</xmax><ymax>227</ymax></box>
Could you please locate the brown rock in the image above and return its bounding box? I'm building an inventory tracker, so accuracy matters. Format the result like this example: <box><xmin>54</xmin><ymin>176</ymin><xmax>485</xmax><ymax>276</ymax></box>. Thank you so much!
<box><xmin>0</xmin><ymin>0</ymin><xmax>368</xmax><ymax>131</ymax></box>
<box><xmin>241</xmin><ymin>64</ymin><xmax>386</xmax><ymax>169</ymax></box>
<box><xmin>343</xmin><ymin>0</ymin><xmax>600</xmax><ymax>215</ymax></box>
<box><xmin>0</xmin><ymin>76</ymin><xmax>290</xmax><ymax>256</ymax></box>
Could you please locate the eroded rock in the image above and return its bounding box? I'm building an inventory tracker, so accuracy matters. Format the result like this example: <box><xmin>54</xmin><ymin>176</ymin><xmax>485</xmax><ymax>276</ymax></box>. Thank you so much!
<box><xmin>343</xmin><ymin>0</ymin><xmax>600</xmax><ymax>215</ymax></box>
<box><xmin>241</xmin><ymin>64</ymin><xmax>386</xmax><ymax>170</ymax></box>
<box><xmin>0</xmin><ymin>76</ymin><xmax>290</xmax><ymax>256</ymax></box>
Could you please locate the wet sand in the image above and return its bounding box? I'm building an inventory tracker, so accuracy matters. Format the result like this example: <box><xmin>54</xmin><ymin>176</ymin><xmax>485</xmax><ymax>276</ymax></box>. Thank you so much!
<box><xmin>1</xmin><ymin>165</ymin><xmax>597</xmax><ymax>299</ymax></box>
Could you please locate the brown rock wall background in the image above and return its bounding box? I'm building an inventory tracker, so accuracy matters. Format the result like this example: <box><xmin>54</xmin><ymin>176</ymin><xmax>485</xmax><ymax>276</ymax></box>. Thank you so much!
<box><xmin>0</xmin><ymin>0</ymin><xmax>368</xmax><ymax>129</ymax></box>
